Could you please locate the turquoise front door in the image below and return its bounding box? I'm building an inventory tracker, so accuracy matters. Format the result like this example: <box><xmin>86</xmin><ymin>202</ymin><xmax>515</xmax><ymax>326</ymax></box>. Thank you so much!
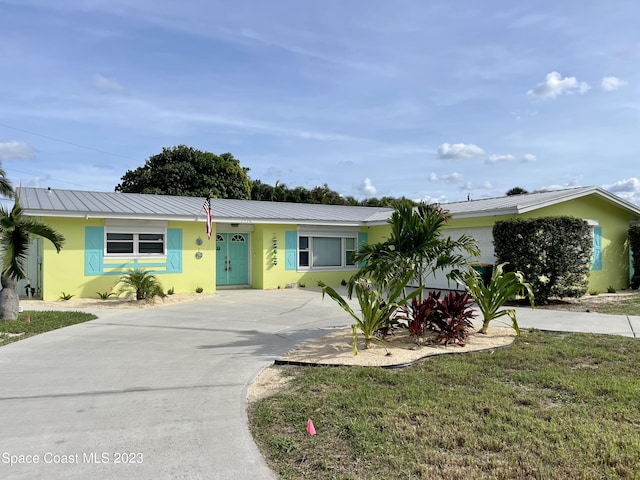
<box><xmin>216</xmin><ymin>233</ymin><xmax>249</xmax><ymax>285</ymax></box>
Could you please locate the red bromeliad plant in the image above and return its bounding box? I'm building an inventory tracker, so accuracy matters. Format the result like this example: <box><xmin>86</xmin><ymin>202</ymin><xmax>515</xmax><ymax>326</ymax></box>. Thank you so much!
<box><xmin>429</xmin><ymin>290</ymin><xmax>475</xmax><ymax>346</ymax></box>
<box><xmin>397</xmin><ymin>291</ymin><xmax>439</xmax><ymax>342</ymax></box>
<box><xmin>397</xmin><ymin>290</ymin><xmax>475</xmax><ymax>346</ymax></box>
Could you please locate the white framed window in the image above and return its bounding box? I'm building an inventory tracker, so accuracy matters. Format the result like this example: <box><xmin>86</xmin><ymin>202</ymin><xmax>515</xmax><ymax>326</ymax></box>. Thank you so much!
<box><xmin>298</xmin><ymin>234</ymin><xmax>358</xmax><ymax>270</ymax></box>
<box><xmin>104</xmin><ymin>223</ymin><xmax>167</xmax><ymax>257</ymax></box>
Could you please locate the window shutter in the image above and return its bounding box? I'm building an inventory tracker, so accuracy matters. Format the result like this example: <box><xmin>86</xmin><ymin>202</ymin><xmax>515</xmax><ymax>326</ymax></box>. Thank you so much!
<box><xmin>357</xmin><ymin>231</ymin><xmax>368</xmax><ymax>268</ymax></box>
<box><xmin>285</xmin><ymin>231</ymin><xmax>297</xmax><ymax>270</ymax></box>
<box><xmin>591</xmin><ymin>226</ymin><xmax>602</xmax><ymax>271</ymax></box>
<box><xmin>85</xmin><ymin>226</ymin><xmax>104</xmax><ymax>276</ymax></box>
<box><xmin>166</xmin><ymin>228</ymin><xmax>182</xmax><ymax>273</ymax></box>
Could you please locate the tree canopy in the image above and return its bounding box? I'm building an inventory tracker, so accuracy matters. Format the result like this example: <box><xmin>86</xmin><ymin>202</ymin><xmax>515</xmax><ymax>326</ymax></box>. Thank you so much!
<box><xmin>506</xmin><ymin>187</ymin><xmax>529</xmax><ymax>196</ymax></box>
<box><xmin>115</xmin><ymin>145</ymin><xmax>417</xmax><ymax>205</ymax></box>
<box><xmin>115</xmin><ymin>145</ymin><xmax>251</xmax><ymax>199</ymax></box>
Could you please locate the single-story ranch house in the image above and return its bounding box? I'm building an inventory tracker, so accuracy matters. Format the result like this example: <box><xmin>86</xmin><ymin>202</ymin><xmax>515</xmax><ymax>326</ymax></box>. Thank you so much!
<box><xmin>17</xmin><ymin>186</ymin><xmax>640</xmax><ymax>300</ymax></box>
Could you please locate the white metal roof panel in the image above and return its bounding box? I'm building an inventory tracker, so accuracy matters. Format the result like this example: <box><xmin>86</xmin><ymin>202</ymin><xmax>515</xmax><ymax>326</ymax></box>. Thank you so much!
<box><xmin>18</xmin><ymin>188</ymin><xmax>394</xmax><ymax>224</ymax></box>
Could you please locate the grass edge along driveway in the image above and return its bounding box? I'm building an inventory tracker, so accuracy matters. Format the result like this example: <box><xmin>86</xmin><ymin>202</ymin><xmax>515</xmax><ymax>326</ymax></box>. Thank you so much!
<box><xmin>249</xmin><ymin>330</ymin><xmax>640</xmax><ymax>480</ymax></box>
<box><xmin>0</xmin><ymin>311</ymin><xmax>97</xmax><ymax>347</ymax></box>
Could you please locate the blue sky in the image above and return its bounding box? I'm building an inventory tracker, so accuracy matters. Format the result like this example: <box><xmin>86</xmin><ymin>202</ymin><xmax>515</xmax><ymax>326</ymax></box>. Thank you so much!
<box><xmin>1</xmin><ymin>0</ymin><xmax>639</xmax><ymax>204</ymax></box>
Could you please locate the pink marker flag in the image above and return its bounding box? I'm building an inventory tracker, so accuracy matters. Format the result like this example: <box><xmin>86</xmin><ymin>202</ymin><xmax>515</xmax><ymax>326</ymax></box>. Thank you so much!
<box><xmin>306</xmin><ymin>418</ymin><xmax>316</xmax><ymax>436</ymax></box>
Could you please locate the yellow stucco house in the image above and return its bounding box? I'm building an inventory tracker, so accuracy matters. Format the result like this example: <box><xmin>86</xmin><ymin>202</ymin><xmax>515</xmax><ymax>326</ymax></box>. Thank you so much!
<box><xmin>18</xmin><ymin>186</ymin><xmax>640</xmax><ymax>300</ymax></box>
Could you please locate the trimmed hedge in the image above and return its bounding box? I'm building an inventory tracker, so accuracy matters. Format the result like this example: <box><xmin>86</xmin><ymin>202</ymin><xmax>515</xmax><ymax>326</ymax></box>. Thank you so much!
<box><xmin>493</xmin><ymin>217</ymin><xmax>592</xmax><ymax>303</ymax></box>
<box><xmin>629</xmin><ymin>224</ymin><xmax>640</xmax><ymax>289</ymax></box>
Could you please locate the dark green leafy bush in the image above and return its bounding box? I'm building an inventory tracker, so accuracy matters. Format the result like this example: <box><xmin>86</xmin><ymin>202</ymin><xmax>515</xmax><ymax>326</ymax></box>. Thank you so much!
<box><xmin>493</xmin><ymin>217</ymin><xmax>591</xmax><ymax>303</ymax></box>
<box><xmin>629</xmin><ymin>224</ymin><xmax>640</xmax><ymax>289</ymax></box>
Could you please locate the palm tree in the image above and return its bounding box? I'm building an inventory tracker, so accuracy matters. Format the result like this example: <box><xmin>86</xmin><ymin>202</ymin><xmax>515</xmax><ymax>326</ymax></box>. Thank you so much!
<box><xmin>0</xmin><ymin>194</ymin><xmax>65</xmax><ymax>321</ymax></box>
<box><xmin>352</xmin><ymin>200</ymin><xmax>480</xmax><ymax>301</ymax></box>
<box><xmin>0</xmin><ymin>165</ymin><xmax>14</xmax><ymax>199</ymax></box>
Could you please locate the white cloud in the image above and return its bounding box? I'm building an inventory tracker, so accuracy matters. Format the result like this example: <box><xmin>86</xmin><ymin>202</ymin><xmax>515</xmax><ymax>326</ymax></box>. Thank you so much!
<box><xmin>0</xmin><ymin>140</ymin><xmax>36</xmax><ymax>160</ymax></box>
<box><xmin>523</xmin><ymin>153</ymin><xmax>537</xmax><ymax>162</ymax></box>
<box><xmin>527</xmin><ymin>72</ymin><xmax>591</xmax><ymax>100</ymax></box>
<box><xmin>437</xmin><ymin>143</ymin><xmax>485</xmax><ymax>159</ymax></box>
<box><xmin>481</xmin><ymin>181</ymin><xmax>493</xmax><ymax>189</ymax></box>
<box><xmin>606</xmin><ymin>177</ymin><xmax>640</xmax><ymax>193</ymax></box>
<box><xmin>26</xmin><ymin>174</ymin><xmax>52</xmax><ymax>188</ymax></box>
<box><xmin>428</xmin><ymin>172</ymin><xmax>464</xmax><ymax>183</ymax></box>
<box><xmin>605</xmin><ymin>177</ymin><xmax>640</xmax><ymax>205</ymax></box>
<box><xmin>415</xmin><ymin>194</ymin><xmax>447</xmax><ymax>204</ymax></box>
<box><xmin>356</xmin><ymin>177</ymin><xmax>377</xmax><ymax>196</ymax></box>
<box><xmin>601</xmin><ymin>76</ymin><xmax>628</xmax><ymax>92</ymax></box>
<box><xmin>442</xmin><ymin>172</ymin><xmax>464</xmax><ymax>183</ymax></box>
<box><xmin>486</xmin><ymin>154</ymin><xmax>516</xmax><ymax>164</ymax></box>
<box><xmin>92</xmin><ymin>74</ymin><xmax>129</xmax><ymax>95</ymax></box>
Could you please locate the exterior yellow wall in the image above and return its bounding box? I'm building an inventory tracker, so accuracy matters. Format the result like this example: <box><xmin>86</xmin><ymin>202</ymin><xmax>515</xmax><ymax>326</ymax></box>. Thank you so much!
<box><xmin>443</xmin><ymin>195</ymin><xmax>633</xmax><ymax>291</ymax></box>
<box><xmin>41</xmin><ymin>218</ymin><xmax>216</xmax><ymax>300</ymax></box>
<box><xmin>251</xmin><ymin>224</ymin><xmax>372</xmax><ymax>289</ymax></box>
<box><xmin>36</xmin><ymin>193</ymin><xmax>633</xmax><ymax>298</ymax></box>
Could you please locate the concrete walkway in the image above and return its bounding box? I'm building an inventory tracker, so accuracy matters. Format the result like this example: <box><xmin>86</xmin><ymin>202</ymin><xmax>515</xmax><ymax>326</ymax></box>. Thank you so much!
<box><xmin>0</xmin><ymin>289</ymin><xmax>637</xmax><ymax>479</ymax></box>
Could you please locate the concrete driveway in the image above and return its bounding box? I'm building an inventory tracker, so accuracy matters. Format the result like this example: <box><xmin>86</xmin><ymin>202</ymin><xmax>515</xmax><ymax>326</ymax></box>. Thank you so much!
<box><xmin>0</xmin><ymin>289</ymin><xmax>354</xmax><ymax>480</ymax></box>
<box><xmin>0</xmin><ymin>289</ymin><xmax>637</xmax><ymax>479</ymax></box>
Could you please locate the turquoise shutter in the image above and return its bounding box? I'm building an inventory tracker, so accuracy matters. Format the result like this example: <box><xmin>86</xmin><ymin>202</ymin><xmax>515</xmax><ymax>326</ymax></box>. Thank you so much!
<box><xmin>591</xmin><ymin>226</ymin><xmax>602</xmax><ymax>271</ymax></box>
<box><xmin>285</xmin><ymin>231</ymin><xmax>297</xmax><ymax>270</ymax></box>
<box><xmin>166</xmin><ymin>228</ymin><xmax>182</xmax><ymax>273</ymax></box>
<box><xmin>85</xmin><ymin>226</ymin><xmax>104</xmax><ymax>276</ymax></box>
<box><xmin>357</xmin><ymin>231</ymin><xmax>368</xmax><ymax>268</ymax></box>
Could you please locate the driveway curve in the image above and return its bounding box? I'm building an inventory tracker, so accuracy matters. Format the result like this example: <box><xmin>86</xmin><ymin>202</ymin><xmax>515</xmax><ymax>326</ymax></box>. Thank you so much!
<box><xmin>0</xmin><ymin>289</ymin><xmax>353</xmax><ymax>480</ymax></box>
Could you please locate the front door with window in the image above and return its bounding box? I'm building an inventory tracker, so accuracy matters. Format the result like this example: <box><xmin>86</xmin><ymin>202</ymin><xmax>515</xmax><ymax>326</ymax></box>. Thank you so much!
<box><xmin>216</xmin><ymin>233</ymin><xmax>249</xmax><ymax>285</ymax></box>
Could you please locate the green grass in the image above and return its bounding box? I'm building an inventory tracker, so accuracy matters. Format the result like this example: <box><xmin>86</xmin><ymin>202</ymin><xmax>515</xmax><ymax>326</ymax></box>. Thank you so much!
<box><xmin>590</xmin><ymin>297</ymin><xmax>640</xmax><ymax>316</ymax></box>
<box><xmin>249</xmin><ymin>330</ymin><xmax>640</xmax><ymax>480</ymax></box>
<box><xmin>0</xmin><ymin>311</ymin><xmax>97</xmax><ymax>347</ymax></box>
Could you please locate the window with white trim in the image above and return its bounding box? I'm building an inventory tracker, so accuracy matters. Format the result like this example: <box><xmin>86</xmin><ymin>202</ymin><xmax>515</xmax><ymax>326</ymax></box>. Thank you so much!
<box><xmin>105</xmin><ymin>227</ymin><xmax>166</xmax><ymax>257</ymax></box>
<box><xmin>298</xmin><ymin>235</ymin><xmax>357</xmax><ymax>270</ymax></box>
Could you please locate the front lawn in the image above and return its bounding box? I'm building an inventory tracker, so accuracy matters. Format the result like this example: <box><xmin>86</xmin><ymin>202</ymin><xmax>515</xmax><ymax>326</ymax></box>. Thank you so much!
<box><xmin>589</xmin><ymin>297</ymin><xmax>640</xmax><ymax>316</ymax></box>
<box><xmin>249</xmin><ymin>330</ymin><xmax>640</xmax><ymax>480</ymax></box>
<box><xmin>0</xmin><ymin>311</ymin><xmax>97</xmax><ymax>347</ymax></box>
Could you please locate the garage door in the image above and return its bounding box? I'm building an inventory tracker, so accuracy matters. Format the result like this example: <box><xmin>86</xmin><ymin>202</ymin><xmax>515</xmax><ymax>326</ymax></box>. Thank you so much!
<box><xmin>424</xmin><ymin>227</ymin><xmax>496</xmax><ymax>291</ymax></box>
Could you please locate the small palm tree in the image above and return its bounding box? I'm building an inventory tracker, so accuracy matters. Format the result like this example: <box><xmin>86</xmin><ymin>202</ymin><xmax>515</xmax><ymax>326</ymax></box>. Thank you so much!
<box><xmin>452</xmin><ymin>263</ymin><xmax>535</xmax><ymax>334</ymax></box>
<box><xmin>352</xmin><ymin>200</ymin><xmax>480</xmax><ymax>301</ymax></box>
<box><xmin>319</xmin><ymin>274</ymin><xmax>420</xmax><ymax>355</ymax></box>
<box><xmin>0</xmin><ymin>195</ymin><xmax>65</xmax><ymax>321</ymax></box>
<box><xmin>117</xmin><ymin>269</ymin><xmax>164</xmax><ymax>301</ymax></box>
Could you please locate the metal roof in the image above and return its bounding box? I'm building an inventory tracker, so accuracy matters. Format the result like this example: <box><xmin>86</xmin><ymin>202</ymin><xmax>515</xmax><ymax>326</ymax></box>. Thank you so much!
<box><xmin>441</xmin><ymin>186</ymin><xmax>640</xmax><ymax>219</ymax></box>
<box><xmin>17</xmin><ymin>186</ymin><xmax>640</xmax><ymax>225</ymax></box>
<box><xmin>18</xmin><ymin>188</ymin><xmax>394</xmax><ymax>225</ymax></box>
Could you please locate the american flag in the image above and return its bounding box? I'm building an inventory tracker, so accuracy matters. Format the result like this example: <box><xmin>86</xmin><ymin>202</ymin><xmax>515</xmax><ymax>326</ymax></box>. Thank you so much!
<box><xmin>202</xmin><ymin>197</ymin><xmax>212</xmax><ymax>239</ymax></box>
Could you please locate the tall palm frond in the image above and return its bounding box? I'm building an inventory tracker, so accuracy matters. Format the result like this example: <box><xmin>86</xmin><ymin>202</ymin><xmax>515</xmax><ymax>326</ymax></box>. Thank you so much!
<box><xmin>0</xmin><ymin>165</ymin><xmax>13</xmax><ymax>198</ymax></box>
<box><xmin>0</xmin><ymin>199</ymin><xmax>64</xmax><ymax>279</ymax></box>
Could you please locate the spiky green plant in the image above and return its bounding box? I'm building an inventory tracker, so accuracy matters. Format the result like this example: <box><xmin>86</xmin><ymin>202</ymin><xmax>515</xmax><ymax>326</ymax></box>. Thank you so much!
<box><xmin>452</xmin><ymin>263</ymin><xmax>534</xmax><ymax>334</ymax></box>
<box><xmin>116</xmin><ymin>269</ymin><xmax>164</xmax><ymax>301</ymax></box>
<box><xmin>319</xmin><ymin>274</ymin><xmax>419</xmax><ymax>355</ymax></box>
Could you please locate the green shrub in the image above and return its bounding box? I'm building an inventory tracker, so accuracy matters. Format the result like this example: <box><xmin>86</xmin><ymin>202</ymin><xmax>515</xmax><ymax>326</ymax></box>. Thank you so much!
<box><xmin>629</xmin><ymin>224</ymin><xmax>640</xmax><ymax>289</ymax></box>
<box><xmin>195</xmin><ymin>287</ymin><xmax>203</xmax><ymax>293</ymax></box>
<box><xmin>117</xmin><ymin>269</ymin><xmax>164</xmax><ymax>301</ymax></box>
<box><xmin>493</xmin><ymin>217</ymin><xmax>591</xmax><ymax>303</ymax></box>
<box><xmin>58</xmin><ymin>292</ymin><xmax>74</xmax><ymax>301</ymax></box>
<box><xmin>607</xmin><ymin>285</ymin><xmax>616</xmax><ymax>294</ymax></box>
<box><xmin>589</xmin><ymin>289</ymin><xmax>600</xmax><ymax>296</ymax></box>
<box><xmin>167</xmin><ymin>287</ymin><xmax>175</xmax><ymax>295</ymax></box>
